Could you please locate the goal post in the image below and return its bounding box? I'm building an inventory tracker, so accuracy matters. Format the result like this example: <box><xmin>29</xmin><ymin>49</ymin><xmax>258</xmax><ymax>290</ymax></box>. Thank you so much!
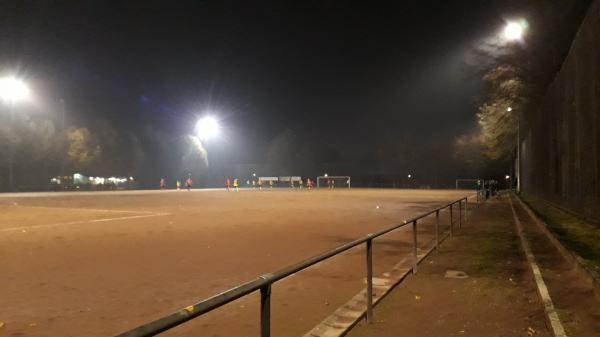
<box><xmin>316</xmin><ymin>176</ymin><xmax>351</xmax><ymax>188</ymax></box>
<box><xmin>455</xmin><ymin>178</ymin><xmax>481</xmax><ymax>190</ymax></box>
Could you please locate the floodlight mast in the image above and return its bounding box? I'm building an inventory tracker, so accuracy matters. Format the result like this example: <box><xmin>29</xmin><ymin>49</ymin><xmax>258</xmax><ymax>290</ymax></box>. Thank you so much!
<box><xmin>0</xmin><ymin>76</ymin><xmax>30</xmax><ymax>191</ymax></box>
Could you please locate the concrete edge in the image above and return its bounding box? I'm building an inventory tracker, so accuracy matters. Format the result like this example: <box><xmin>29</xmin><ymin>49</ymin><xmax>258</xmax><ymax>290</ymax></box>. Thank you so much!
<box><xmin>515</xmin><ymin>195</ymin><xmax>600</xmax><ymax>301</ymax></box>
<box><xmin>508</xmin><ymin>194</ymin><xmax>568</xmax><ymax>337</ymax></box>
<box><xmin>302</xmin><ymin>231</ymin><xmax>452</xmax><ymax>337</ymax></box>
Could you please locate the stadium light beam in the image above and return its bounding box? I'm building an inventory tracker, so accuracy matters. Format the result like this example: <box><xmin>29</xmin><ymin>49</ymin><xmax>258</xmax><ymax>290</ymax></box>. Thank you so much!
<box><xmin>195</xmin><ymin>116</ymin><xmax>220</xmax><ymax>141</ymax></box>
<box><xmin>0</xmin><ymin>76</ymin><xmax>30</xmax><ymax>104</ymax></box>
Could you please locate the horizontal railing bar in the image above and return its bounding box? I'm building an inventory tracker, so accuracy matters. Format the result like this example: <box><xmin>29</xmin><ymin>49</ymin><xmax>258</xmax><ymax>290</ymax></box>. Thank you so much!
<box><xmin>116</xmin><ymin>195</ymin><xmax>472</xmax><ymax>337</ymax></box>
<box><xmin>116</xmin><ymin>278</ymin><xmax>268</xmax><ymax>337</ymax></box>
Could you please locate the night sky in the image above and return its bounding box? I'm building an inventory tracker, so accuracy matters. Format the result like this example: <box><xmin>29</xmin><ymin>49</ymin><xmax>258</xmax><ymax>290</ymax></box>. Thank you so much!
<box><xmin>0</xmin><ymin>1</ymin><xmax>585</xmax><ymax>187</ymax></box>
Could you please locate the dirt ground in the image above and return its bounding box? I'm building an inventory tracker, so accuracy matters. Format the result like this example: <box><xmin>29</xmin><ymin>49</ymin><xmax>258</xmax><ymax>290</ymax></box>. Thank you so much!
<box><xmin>0</xmin><ymin>188</ymin><xmax>469</xmax><ymax>337</ymax></box>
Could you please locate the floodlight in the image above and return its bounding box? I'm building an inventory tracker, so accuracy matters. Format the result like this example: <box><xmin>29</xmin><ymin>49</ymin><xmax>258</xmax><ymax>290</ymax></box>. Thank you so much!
<box><xmin>503</xmin><ymin>22</ymin><xmax>523</xmax><ymax>41</ymax></box>
<box><xmin>0</xmin><ymin>77</ymin><xmax>30</xmax><ymax>103</ymax></box>
<box><xmin>196</xmin><ymin>116</ymin><xmax>220</xmax><ymax>140</ymax></box>
<box><xmin>505</xmin><ymin>175</ymin><xmax>510</xmax><ymax>180</ymax></box>
<box><xmin>507</xmin><ymin>107</ymin><xmax>513</xmax><ymax>112</ymax></box>
<box><xmin>407</xmin><ymin>174</ymin><xmax>412</xmax><ymax>178</ymax></box>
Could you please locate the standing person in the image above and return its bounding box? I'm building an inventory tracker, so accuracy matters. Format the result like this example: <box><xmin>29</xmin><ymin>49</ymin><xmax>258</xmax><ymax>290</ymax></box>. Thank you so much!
<box><xmin>269</xmin><ymin>180</ymin><xmax>273</xmax><ymax>189</ymax></box>
<box><xmin>258</xmin><ymin>179</ymin><xmax>263</xmax><ymax>190</ymax></box>
<box><xmin>176</xmin><ymin>180</ymin><xmax>181</xmax><ymax>190</ymax></box>
<box><xmin>160</xmin><ymin>178</ymin><xmax>166</xmax><ymax>189</ymax></box>
<box><xmin>186</xmin><ymin>177</ymin><xmax>193</xmax><ymax>191</ymax></box>
<box><xmin>331</xmin><ymin>179</ymin><xmax>335</xmax><ymax>189</ymax></box>
<box><xmin>233</xmin><ymin>178</ymin><xmax>239</xmax><ymax>192</ymax></box>
<box><xmin>306</xmin><ymin>178</ymin><xmax>313</xmax><ymax>190</ymax></box>
<box><xmin>299</xmin><ymin>178</ymin><xmax>303</xmax><ymax>189</ymax></box>
<box><xmin>226</xmin><ymin>178</ymin><xmax>231</xmax><ymax>191</ymax></box>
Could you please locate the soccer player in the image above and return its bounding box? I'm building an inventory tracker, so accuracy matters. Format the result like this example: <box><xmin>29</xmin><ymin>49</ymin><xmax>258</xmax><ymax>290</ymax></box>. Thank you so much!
<box><xmin>176</xmin><ymin>180</ymin><xmax>181</xmax><ymax>190</ymax></box>
<box><xmin>233</xmin><ymin>178</ymin><xmax>239</xmax><ymax>191</ymax></box>
<box><xmin>226</xmin><ymin>178</ymin><xmax>231</xmax><ymax>191</ymax></box>
<box><xmin>186</xmin><ymin>177</ymin><xmax>193</xmax><ymax>191</ymax></box>
<box><xmin>160</xmin><ymin>178</ymin><xmax>166</xmax><ymax>189</ymax></box>
<box><xmin>306</xmin><ymin>178</ymin><xmax>313</xmax><ymax>190</ymax></box>
<box><xmin>269</xmin><ymin>180</ymin><xmax>273</xmax><ymax>189</ymax></box>
<box><xmin>258</xmin><ymin>179</ymin><xmax>263</xmax><ymax>190</ymax></box>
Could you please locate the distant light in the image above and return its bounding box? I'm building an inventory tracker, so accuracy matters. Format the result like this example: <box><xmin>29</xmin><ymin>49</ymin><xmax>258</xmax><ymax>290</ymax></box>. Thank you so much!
<box><xmin>505</xmin><ymin>175</ymin><xmax>510</xmax><ymax>180</ymax></box>
<box><xmin>74</xmin><ymin>173</ymin><xmax>81</xmax><ymax>178</ymax></box>
<box><xmin>129</xmin><ymin>176</ymin><xmax>134</xmax><ymax>180</ymax></box>
<box><xmin>252</xmin><ymin>173</ymin><xmax>256</xmax><ymax>177</ymax></box>
<box><xmin>0</xmin><ymin>77</ymin><xmax>30</xmax><ymax>103</ymax></box>
<box><xmin>324</xmin><ymin>173</ymin><xmax>328</xmax><ymax>177</ymax></box>
<box><xmin>195</xmin><ymin>116</ymin><xmax>220</xmax><ymax>141</ymax></box>
<box><xmin>503</xmin><ymin>22</ymin><xmax>523</xmax><ymax>41</ymax></box>
<box><xmin>407</xmin><ymin>174</ymin><xmax>412</xmax><ymax>179</ymax></box>
<box><xmin>507</xmin><ymin>107</ymin><xmax>513</xmax><ymax>112</ymax></box>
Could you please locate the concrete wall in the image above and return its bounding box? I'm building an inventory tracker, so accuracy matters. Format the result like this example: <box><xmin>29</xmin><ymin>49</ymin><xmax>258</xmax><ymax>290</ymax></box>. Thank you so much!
<box><xmin>522</xmin><ymin>0</ymin><xmax>600</xmax><ymax>223</ymax></box>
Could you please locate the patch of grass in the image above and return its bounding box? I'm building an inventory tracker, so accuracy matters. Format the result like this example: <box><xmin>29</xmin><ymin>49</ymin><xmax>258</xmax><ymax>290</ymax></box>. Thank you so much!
<box><xmin>521</xmin><ymin>193</ymin><xmax>600</xmax><ymax>275</ymax></box>
<box><xmin>468</xmin><ymin>225</ymin><xmax>518</xmax><ymax>277</ymax></box>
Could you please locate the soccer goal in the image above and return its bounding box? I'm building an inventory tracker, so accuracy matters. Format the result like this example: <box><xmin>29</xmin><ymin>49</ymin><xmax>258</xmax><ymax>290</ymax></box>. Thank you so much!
<box><xmin>455</xmin><ymin>178</ymin><xmax>481</xmax><ymax>190</ymax></box>
<box><xmin>316</xmin><ymin>176</ymin><xmax>351</xmax><ymax>188</ymax></box>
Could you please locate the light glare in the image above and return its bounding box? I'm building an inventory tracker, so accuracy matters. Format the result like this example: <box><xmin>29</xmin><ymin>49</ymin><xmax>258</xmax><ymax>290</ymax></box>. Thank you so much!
<box><xmin>0</xmin><ymin>77</ymin><xmax>30</xmax><ymax>103</ymax></box>
<box><xmin>503</xmin><ymin>22</ymin><xmax>523</xmax><ymax>41</ymax></box>
<box><xmin>196</xmin><ymin>116</ymin><xmax>220</xmax><ymax>140</ymax></box>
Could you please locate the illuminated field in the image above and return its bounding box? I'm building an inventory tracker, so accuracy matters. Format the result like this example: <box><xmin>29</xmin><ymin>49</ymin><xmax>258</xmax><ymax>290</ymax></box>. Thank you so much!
<box><xmin>0</xmin><ymin>189</ymin><xmax>470</xmax><ymax>337</ymax></box>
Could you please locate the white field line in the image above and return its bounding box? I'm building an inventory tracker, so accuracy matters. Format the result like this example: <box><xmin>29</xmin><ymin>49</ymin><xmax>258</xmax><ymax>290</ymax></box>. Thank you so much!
<box><xmin>5</xmin><ymin>204</ymin><xmax>158</xmax><ymax>214</ymax></box>
<box><xmin>0</xmin><ymin>212</ymin><xmax>169</xmax><ymax>233</ymax></box>
<box><xmin>508</xmin><ymin>194</ymin><xmax>568</xmax><ymax>337</ymax></box>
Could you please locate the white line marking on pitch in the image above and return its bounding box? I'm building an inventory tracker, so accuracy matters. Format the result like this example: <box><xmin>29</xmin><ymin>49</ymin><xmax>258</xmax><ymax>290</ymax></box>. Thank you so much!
<box><xmin>5</xmin><ymin>204</ymin><xmax>158</xmax><ymax>214</ymax></box>
<box><xmin>0</xmin><ymin>212</ymin><xmax>169</xmax><ymax>233</ymax></box>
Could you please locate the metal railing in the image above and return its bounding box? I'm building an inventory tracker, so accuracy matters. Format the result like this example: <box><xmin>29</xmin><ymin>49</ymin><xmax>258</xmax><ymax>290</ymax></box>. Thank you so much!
<box><xmin>116</xmin><ymin>196</ymin><xmax>472</xmax><ymax>337</ymax></box>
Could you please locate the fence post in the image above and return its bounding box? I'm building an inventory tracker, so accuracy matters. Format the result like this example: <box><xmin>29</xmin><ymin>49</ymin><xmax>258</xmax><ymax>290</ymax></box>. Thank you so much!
<box><xmin>449</xmin><ymin>204</ymin><xmax>453</xmax><ymax>236</ymax></box>
<box><xmin>435</xmin><ymin>210</ymin><xmax>440</xmax><ymax>251</ymax></box>
<box><xmin>459</xmin><ymin>200</ymin><xmax>462</xmax><ymax>229</ymax></box>
<box><xmin>465</xmin><ymin>198</ymin><xmax>468</xmax><ymax>222</ymax></box>
<box><xmin>366</xmin><ymin>237</ymin><xmax>373</xmax><ymax>323</ymax></box>
<box><xmin>412</xmin><ymin>220</ymin><xmax>418</xmax><ymax>274</ymax></box>
<box><xmin>260</xmin><ymin>284</ymin><xmax>271</xmax><ymax>337</ymax></box>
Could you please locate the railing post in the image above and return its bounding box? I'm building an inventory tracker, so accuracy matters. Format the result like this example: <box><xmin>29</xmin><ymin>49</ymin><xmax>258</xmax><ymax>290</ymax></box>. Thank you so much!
<box><xmin>412</xmin><ymin>220</ymin><xmax>418</xmax><ymax>274</ymax></box>
<box><xmin>435</xmin><ymin>210</ymin><xmax>440</xmax><ymax>251</ymax></box>
<box><xmin>366</xmin><ymin>236</ymin><xmax>373</xmax><ymax>323</ymax></box>
<box><xmin>459</xmin><ymin>200</ymin><xmax>462</xmax><ymax>229</ymax></box>
<box><xmin>449</xmin><ymin>204</ymin><xmax>453</xmax><ymax>236</ymax></box>
<box><xmin>260</xmin><ymin>284</ymin><xmax>271</xmax><ymax>337</ymax></box>
<box><xmin>465</xmin><ymin>198</ymin><xmax>468</xmax><ymax>222</ymax></box>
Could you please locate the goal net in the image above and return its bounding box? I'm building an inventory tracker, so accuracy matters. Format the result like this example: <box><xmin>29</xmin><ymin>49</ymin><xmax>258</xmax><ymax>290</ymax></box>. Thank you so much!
<box><xmin>316</xmin><ymin>176</ymin><xmax>351</xmax><ymax>189</ymax></box>
<box><xmin>455</xmin><ymin>179</ymin><xmax>481</xmax><ymax>190</ymax></box>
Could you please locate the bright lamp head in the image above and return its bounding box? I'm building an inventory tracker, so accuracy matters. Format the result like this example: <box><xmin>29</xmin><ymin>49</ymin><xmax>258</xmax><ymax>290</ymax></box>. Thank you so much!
<box><xmin>0</xmin><ymin>77</ymin><xmax>30</xmax><ymax>103</ymax></box>
<box><xmin>195</xmin><ymin>116</ymin><xmax>220</xmax><ymax>140</ymax></box>
<box><xmin>503</xmin><ymin>22</ymin><xmax>523</xmax><ymax>41</ymax></box>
